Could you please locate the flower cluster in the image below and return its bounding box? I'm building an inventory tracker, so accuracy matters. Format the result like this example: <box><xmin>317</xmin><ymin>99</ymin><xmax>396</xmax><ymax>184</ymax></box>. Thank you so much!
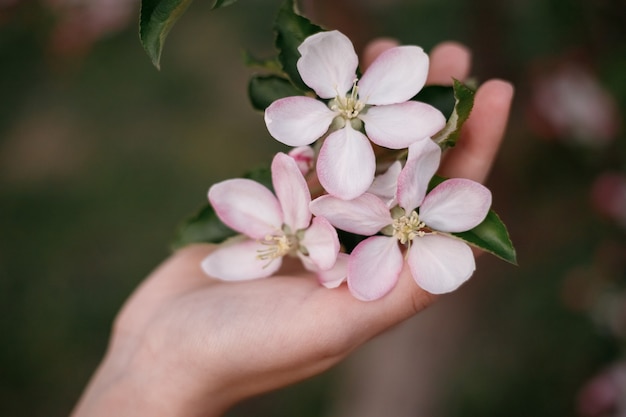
<box><xmin>202</xmin><ymin>30</ymin><xmax>493</xmax><ymax>301</ymax></box>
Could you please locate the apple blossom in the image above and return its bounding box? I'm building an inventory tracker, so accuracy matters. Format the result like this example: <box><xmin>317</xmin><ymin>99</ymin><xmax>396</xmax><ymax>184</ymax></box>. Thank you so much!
<box><xmin>310</xmin><ymin>139</ymin><xmax>492</xmax><ymax>301</ymax></box>
<box><xmin>288</xmin><ymin>145</ymin><xmax>315</xmax><ymax>176</ymax></box>
<box><xmin>264</xmin><ymin>30</ymin><xmax>446</xmax><ymax>200</ymax></box>
<box><xmin>201</xmin><ymin>152</ymin><xmax>339</xmax><ymax>281</ymax></box>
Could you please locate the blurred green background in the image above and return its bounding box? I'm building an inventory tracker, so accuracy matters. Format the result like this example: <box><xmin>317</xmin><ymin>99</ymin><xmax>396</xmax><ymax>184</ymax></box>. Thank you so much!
<box><xmin>1</xmin><ymin>0</ymin><xmax>625</xmax><ymax>416</ymax></box>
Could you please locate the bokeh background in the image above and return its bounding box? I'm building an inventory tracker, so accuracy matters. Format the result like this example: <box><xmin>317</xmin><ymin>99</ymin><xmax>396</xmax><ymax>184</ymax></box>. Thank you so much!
<box><xmin>1</xmin><ymin>0</ymin><xmax>625</xmax><ymax>416</ymax></box>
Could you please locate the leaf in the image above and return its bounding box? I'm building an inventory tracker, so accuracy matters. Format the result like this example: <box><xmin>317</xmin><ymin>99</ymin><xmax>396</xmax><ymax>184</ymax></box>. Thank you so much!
<box><xmin>171</xmin><ymin>165</ymin><xmax>272</xmax><ymax>249</ymax></box>
<box><xmin>248</xmin><ymin>74</ymin><xmax>304</xmax><ymax>111</ymax></box>
<box><xmin>139</xmin><ymin>0</ymin><xmax>237</xmax><ymax>69</ymax></box>
<box><xmin>274</xmin><ymin>0</ymin><xmax>323</xmax><ymax>91</ymax></box>
<box><xmin>432</xmin><ymin>79</ymin><xmax>476</xmax><ymax>149</ymax></box>
<box><xmin>242</xmin><ymin>165</ymin><xmax>273</xmax><ymax>190</ymax></box>
<box><xmin>452</xmin><ymin>210</ymin><xmax>518</xmax><ymax>265</ymax></box>
<box><xmin>171</xmin><ymin>203</ymin><xmax>237</xmax><ymax>249</ymax></box>
<box><xmin>212</xmin><ymin>0</ymin><xmax>238</xmax><ymax>7</ymax></box>
<box><xmin>242</xmin><ymin>50</ymin><xmax>283</xmax><ymax>73</ymax></box>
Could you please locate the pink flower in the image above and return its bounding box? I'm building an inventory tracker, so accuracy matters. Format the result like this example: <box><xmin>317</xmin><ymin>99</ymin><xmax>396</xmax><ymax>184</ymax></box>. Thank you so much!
<box><xmin>201</xmin><ymin>152</ymin><xmax>339</xmax><ymax>282</ymax></box>
<box><xmin>288</xmin><ymin>146</ymin><xmax>315</xmax><ymax>176</ymax></box>
<box><xmin>264</xmin><ymin>30</ymin><xmax>446</xmax><ymax>200</ymax></box>
<box><xmin>529</xmin><ymin>63</ymin><xmax>620</xmax><ymax>146</ymax></box>
<box><xmin>591</xmin><ymin>172</ymin><xmax>626</xmax><ymax>229</ymax></box>
<box><xmin>310</xmin><ymin>140</ymin><xmax>491</xmax><ymax>300</ymax></box>
<box><xmin>577</xmin><ymin>362</ymin><xmax>626</xmax><ymax>417</ymax></box>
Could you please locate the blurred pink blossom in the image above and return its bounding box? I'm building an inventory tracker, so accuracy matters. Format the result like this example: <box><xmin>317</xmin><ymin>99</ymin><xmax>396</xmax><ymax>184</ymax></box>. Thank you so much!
<box><xmin>43</xmin><ymin>0</ymin><xmax>137</xmax><ymax>56</ymax></box>
<box><xmin>578</xmin><ymin>362</ymin><xmax>626</xmax><ymax>417</ymax></box>
<box><xmin>591</xmin><ymin>172</ymin><xmax>626</xmax><ymax>229</ymax></box>
<box><xmin>528</xmin><ymin>63</ymin><xmax>620</xmax><ymax>147</ymax></box>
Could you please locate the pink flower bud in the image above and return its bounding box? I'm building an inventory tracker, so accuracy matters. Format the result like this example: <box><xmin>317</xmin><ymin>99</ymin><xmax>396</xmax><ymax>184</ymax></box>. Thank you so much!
<box><xmin>288</xmin><ymin>146</ymin><xmax>315</xmax><ymax>176</ymax></box>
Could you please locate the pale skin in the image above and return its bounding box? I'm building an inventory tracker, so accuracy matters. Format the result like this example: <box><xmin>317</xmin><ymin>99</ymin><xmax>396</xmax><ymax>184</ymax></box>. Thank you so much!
<box><xmin>71</xmin><ymin>40</ymin><xmax>514</xmax><ymax>417</ymax></box>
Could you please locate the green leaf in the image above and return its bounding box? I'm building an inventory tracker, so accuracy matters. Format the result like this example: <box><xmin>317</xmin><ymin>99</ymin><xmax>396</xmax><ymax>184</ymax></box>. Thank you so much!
<box><xmin>432</xmin><ymin>79</ymin><xmax>476</xmax><ymax>149</ymax></box>
<box><xmin>242</xmin><ymin>50</ymin><xmax>283</xmax><ymax>73</ymax></box>
<box><xmin>212</xmin><ymin>0</ymin><xmax>238</xmax><ymax>7</ymax></box>
<box><xmin>242</xmin><ymin>165</ymin><xmax>273</xmax><ymax>190</ymax></box>
<box><xmin>248</xmin><ymin>75</ymin><xmax>304</xmax><ymax>111</ymax></box>
<box><xmin>452</xmin><ymin>210</ymin><xmax>518</xmax><ymax>265</ymax></box>
<box><xmin>171</xmin><ymin>203</ymin><xmax>237</xmax><ymax>249</ymax></box>
<box><xmin>139</xmin><ymin>0</ymin><xmax>237</xmax><ymax>69</ymax></box>
<box><xmin>274</xmin><ymin>0</ymin><xmax>323</xmax><ymax>91</ymax></box>
<box><xmin>171</xmin><ymin>165</ymin><xmax>272</xmax><ymax>249</ymax></box>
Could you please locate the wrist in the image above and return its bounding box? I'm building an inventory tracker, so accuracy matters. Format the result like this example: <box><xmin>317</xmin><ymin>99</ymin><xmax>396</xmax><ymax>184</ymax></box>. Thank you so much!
<box><xmin>72</xmin><ymin>333</ymin><xmax>230</xmax><ymax>417</ymax></box>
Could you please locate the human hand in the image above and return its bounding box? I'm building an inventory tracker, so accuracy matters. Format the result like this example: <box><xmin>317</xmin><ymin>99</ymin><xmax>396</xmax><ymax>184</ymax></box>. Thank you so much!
<box><xmin>71</xmin><ymin>41</ymin><xmax>514</xmax><ymax>417</ymax></box>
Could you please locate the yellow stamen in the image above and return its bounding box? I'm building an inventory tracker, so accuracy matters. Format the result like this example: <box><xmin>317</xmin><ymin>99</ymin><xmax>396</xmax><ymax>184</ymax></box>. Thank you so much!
<box><xmin>392</xmin><ymin>211</ymin><xmax>430</xmax><ymax>245</ymax></box>
<box><xmin>256</xmin><ymin>233</ymin><xmax>298</xmax><ymax>268</ymax></box>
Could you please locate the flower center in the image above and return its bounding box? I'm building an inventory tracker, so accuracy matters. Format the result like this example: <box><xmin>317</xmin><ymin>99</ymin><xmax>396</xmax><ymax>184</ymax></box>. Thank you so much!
<box><xmin>392</xmin><ymin>210</ymin><xmax>429</xmax><ymax>244</ymax></box>
<box><xmin>329</xmin><ymin>79</ymin><xmax>365</xmax><ymax>120</ymax></box>
<box><xmin>256</xmin><ymin>232</ymin><xmax>298</xmax><ymax>265</ymax></box>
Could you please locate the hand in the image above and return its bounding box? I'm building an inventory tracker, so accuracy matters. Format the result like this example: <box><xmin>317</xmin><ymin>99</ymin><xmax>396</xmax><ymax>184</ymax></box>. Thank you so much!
<box><xmin>71</xmin><ymin>41</ymin><xmax>514</xmax><ymax>417</ymax></box>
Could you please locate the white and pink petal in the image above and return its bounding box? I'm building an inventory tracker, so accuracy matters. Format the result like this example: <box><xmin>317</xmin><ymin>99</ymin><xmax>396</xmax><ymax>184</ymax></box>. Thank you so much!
<box><xmin>348</xmin><ymin>236</ymin><xmax>404</xmax><ymax>301</ymax></box>
<box><xmin>368</xmin><ymin>161</ymin><xmax>402</xmax><ymax>206</ymax></box>
<box><xmin>419</xmin><ymin>179</ymin><xmax>492</xmax><ymax>233</ymax></box>
<box><xmin>271</xmin><ymin>152</ymin><xmax>312</xmax><ymax>231</ymax></box>
<box><xmin>264</xmin><ymin>96</ymin><xmax>336</xmax><ymax>146</ymax></box>
<box><xmin>201</xmin><ymin>239</ymin><xmax>283</xmax><ymax>281</ymax></box>
<box><xmin>315</xmin><ymin>253</ymin><xmax>348</xmax><ymax>288</ymax></box>
<box><xmin>316</xmin><ymin>125</ymin><xmax>376</xmax><ymax>200</ymax></box>
<box><xmin>406</xmin><ymin>234</ymin><xmax>475</xmax><ymax>294</ymax></box>
<box><xmin>208</xmin><ymin>179</ymin><xmax>282</xmax><ymax>240</ymax></box>
<box><xmin>358</xmin><ymin>45</ymin><xmax>429</xmax><ymax>105</ymax></box>
<box><xmin>310</xmin><ymin>193</ymin><xmax>392</xmax><ymax>236</ymax></box>
<box><xmin>297</xmin><ymin>30</ymin><xmax>358</xmax><ymax>99</ymax></box>
<box><xmin>397</xmin><ymin>139</ymin><xmax>441</xmax><ymax>211</ymax></box>
<box><xmin>300</xmin><ymin>216</ymin><xmax>339</xmax><ymax>271</ymax></box>
<box><xmin>360</xmin><ymin>101</ymin><xmax>446</xmax><ymax>149</ymax></box>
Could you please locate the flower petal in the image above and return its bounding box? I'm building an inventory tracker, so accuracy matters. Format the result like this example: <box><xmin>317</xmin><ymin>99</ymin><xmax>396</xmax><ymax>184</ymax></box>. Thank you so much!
<box><xmin>201</xmin><ymin>239</ymin><xmax>282</xmax><ymax>281</ymax></box>
<box><xmin>397</xmin><ymin>139</ymin><xmax>441</xmax><ymax>211</ymax></box>
<box><xmin>407</xmin><ymin>234</ymin><xmax>475</xmax><ymax>294</ymax></box>
<box><xmin>298</xmin><ymin>252</ymin><xmax>347</xmax><ymax>288</ymax></box>
<box><xmin>297</xmin><ymin>30</ymin><xmax>358</xmax><ymax>99</ymax></box>
<box><xmin>271</xmin><ymin>152</ymin><xmax>311</xmax><ymax>231</ymax></box>
<box><xmin>208</xmin><ymin>179</ymin><xmax>282</xmax><ymax>239</ymax></box>
<box><xmin>265</xmin><ymin>96</ymin><xmax>336</xmax><ymax>146</ymax></box>
<box><xmin>315</xmin><ymin>253</ymin><xmax>348</xmax><ymax>288</ymax></box>
<box><xmin>360</xmin><ymin>101</ymin><xmax>446</xmax><ymax>149</ymax></box>
<box><xmin>358</xmin><ymin>45</ymin><xmax>429</xmax><ymax>105</ymax></box>
<box><xmin>310</xmin><ymin>193</ymin><xmax>392</xmax><ymax>235</ymax></box>
<box><xmin>368</xmin><ymin>161</ymin><xmax>402</xmax><ymax>206</ymax></box>
<box><xmin>316</xmin><ymin>125</ymin><xmax>376</xmax><ymax>200</ymax></box>
<box><xmin>348</xmin><ymin>236</ymin><xmax>404</xmax><ymax>301</ymax></box>
<box><xmin>300</xmin><ymin>216</ymin><xmax>339</xmax><ymax>270</ymax></box>
<box><xmin>419</xmin><ymin>178</ymin><xmax>492</xmax><ymax>232</ymax></box>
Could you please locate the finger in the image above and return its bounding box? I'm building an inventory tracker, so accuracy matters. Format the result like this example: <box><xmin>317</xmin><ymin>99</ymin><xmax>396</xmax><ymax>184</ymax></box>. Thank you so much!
<box><xmin>362</xmin><ymin>37</ymin><xmax>399</xmax><ymax>69</ymax></box>
<box><xmin>439</xmin><ymin>79</ymin><xmax>514</xmax><ymax>183</ymax></box>
<box><xmin>312</xmin><ymin>263</ymin><xmax>437</xmax><ymax>348</ymax></box>
<box><xmin>362</xmin><ymin>39</ymin><xmax>471</xmax><ymax>87</ymax></box>
<box><xmin>426</xmin><ymin>41</ymin><xmax>472</xmax><ymax>86</ymax></box>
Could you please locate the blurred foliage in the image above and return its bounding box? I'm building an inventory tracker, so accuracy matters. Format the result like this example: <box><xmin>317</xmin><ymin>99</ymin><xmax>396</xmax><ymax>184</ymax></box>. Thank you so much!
<box><xmin>1</xmin><ymin>0</ymin><xmax>625</xmax><ymax>416</ymax></box>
